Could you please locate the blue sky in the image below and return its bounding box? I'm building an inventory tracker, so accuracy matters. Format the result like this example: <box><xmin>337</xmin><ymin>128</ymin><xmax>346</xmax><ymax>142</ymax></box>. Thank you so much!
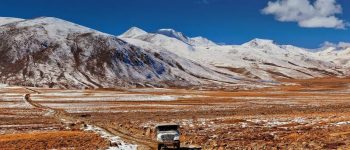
<box><xmin>0</xmin><ymin>0</ymin><xmax>349</xmax><ymax>48</ymax></box>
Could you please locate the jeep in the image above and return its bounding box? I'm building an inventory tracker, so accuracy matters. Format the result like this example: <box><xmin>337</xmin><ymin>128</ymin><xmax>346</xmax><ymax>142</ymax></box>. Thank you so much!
<box><xmin>155</xmin><ymin>124</ymin><xmax>180</xmax><ymax>150</ymax></box>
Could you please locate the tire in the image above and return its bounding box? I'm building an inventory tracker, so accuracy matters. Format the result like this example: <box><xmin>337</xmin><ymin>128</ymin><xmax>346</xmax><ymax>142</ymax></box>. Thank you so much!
<box><xmin>175</xmin><ymin>142</ymin><xmax>180</xmax><ymax>150</ymax></box>
<box><xmin>158</xmin><ymin>144</ymin><xmax>163</xmax><ymax>150</ymax></box>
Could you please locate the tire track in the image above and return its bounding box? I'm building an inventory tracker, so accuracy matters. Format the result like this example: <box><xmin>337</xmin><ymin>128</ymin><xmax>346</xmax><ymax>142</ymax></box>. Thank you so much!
<box><xmin>104</xmin><ymin>125</ymin><xmax>157</xmax><ymax>150</ymax></box>
<box><xmin>23</xmin><ymin>87</ymin><xmax>155</xmax><ymax>150</ymax></box>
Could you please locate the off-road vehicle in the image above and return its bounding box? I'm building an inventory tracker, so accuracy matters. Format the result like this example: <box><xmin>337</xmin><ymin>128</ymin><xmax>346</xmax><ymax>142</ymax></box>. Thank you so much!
<box><xmin>155</xmin><ymin>124</ymin><xmax>180</xmax><ymax>150</ymax></box>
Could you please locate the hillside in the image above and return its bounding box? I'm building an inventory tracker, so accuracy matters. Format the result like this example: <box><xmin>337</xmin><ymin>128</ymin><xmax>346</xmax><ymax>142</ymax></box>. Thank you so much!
<box><xmin>0</xmin><ymin>17</ymin><xmax>248</xmax><ymax>89</ymax></box>
<box><xmin>0</xmin><ymin>17</ymin><xmax>348</xmax><ymax>89</ymax></box>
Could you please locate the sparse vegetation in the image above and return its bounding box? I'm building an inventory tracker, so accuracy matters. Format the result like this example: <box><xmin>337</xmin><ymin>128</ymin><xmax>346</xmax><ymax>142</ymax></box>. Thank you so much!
<box><xmin>1</xmin><ymin>78</ymin><xmax>350</xmax><ymax>149</ymax></box>
<box><xmin>0</xmin><ymin>131</ymin><xmax>108</xmax><ymax>150</ymax></box>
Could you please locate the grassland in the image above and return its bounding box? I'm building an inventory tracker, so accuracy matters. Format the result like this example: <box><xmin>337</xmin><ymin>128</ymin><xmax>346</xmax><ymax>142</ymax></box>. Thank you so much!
<box><xmin>1</xmin><ymin>78</ymin><xmax>350</xmax><ymax>149</ymax></box>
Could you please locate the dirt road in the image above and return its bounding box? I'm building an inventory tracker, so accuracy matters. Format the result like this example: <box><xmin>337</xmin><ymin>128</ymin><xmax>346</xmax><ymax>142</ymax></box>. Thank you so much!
<box><xmin>23</xmin><ymin>87</ymin><xmax>156</xmax><ymax>150</ymax></box>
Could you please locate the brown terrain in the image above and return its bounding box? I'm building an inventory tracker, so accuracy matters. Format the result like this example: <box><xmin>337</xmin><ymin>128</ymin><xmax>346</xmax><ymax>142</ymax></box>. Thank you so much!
<box><xmin>1</xmin><ymin>77</ymin><xmax>350</xmax><ymax>149</ymax></box>
<box><xmin>0</xmin><ymin>131</ymin><xmax>107</xmax><ymax>150</ymax></box>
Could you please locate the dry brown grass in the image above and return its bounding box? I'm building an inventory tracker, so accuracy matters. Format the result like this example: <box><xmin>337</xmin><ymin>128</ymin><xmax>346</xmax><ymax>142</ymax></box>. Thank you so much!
<box><xmin>2</xmin><ymin>77</ymin><xmax>350</xmax><ymax>149</ymax></box>
<box><xmin>69</xmin><ymin>78</ymin><xmax>350</xmax><ymax>149</ymax></box>
<box><xmin>0</xmin><ymin>131</ymin><xmax>108</xmax><ymax>150</ymax></box>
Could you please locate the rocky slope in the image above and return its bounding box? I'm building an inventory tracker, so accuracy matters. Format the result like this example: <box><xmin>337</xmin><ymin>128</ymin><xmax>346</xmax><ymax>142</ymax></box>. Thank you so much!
<box><xmin>0</xmin><ymin>17</ymin><xmax>247</xmax><ymax>89</ymax></box>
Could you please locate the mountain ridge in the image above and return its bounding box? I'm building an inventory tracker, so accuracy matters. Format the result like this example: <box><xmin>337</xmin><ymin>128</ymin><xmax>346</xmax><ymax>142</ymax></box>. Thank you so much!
<box><xmin>0</xmin><ymin>17</ymin><xmax>349</xmax><ymax>89</ymax></box>
<box><xmin>0</xmin><ymin>17</ymin><xmax>254</xmax><ymax>89</ymax></box>
<box><xmin>120</xmin><ymin>27</ymin><xmax>349</xmax><ymax>81</ymax></box>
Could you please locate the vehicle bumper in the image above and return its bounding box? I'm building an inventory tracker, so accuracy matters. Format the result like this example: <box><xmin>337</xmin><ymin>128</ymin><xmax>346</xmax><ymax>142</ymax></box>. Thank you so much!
<box><xmin>159</xmin><ymin>140</ymin><xmax>180</xmax><ymax>146</ymax></box>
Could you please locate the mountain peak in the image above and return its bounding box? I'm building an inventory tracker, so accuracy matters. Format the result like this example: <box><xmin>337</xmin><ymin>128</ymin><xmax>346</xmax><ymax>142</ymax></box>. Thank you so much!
<box><xmin>4</xmin><ymin>16</ymin><xmax>110</xmax><ymax>39</ymax></box>
<box><xmin>120</xmin><ymin>27</ymin><xmax>147</xmax><ymax>38</ymax></box>
<box><xmin>250</xmin><ymin>38</ymin><xmax>275</xmax><ymax>44</ymax></box>
<box><xmin>14</xmin><ymin>16</ymin><xmax>82</xmax><ymax>28</ymax></box>
<box><xmin>156</xmin><ymin>28</ymin><xmax>189</xmax><ymax>43</ymax></box>
<box><xmin>243</xmin><ymin>38</ymin><xmax>277</xmax><ymax>48</ymax></box>
<box><xmin>29</xmin><ymin>17</ymin><xmax>76</xmax><ymax>24</ymax></box>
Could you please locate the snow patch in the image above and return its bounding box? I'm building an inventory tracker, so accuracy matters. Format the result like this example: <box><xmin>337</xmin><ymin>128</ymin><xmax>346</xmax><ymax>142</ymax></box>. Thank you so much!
<box><xmin>0</xmin><ymin>84</ymin><xmax>7</xmax><ymax>88</ymax></box>
<box><xmin>0</xmin><ymin>17</ymin><xmax>24</xmax><ymax>26</ymax></box>
<box><xmin>84</xmin><ymin>125</ymin><xmax>137</xmax><ymax>150</ymax></box>
<box><xmin>333</xmin><ymin>121</ymin><xmax>350</xmax><ymax>126</ymax></box>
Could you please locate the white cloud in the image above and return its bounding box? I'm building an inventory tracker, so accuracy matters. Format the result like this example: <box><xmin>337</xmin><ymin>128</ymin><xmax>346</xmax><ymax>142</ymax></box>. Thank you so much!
<box><xmin>262</xmin><ymin>0</ymin><xmax>348</xmax><ymax>29</ymax></box>
<box><xmin>322</xmin><ymin>41</ymin><xmax>350</xmax><ymax>48</ymax></box>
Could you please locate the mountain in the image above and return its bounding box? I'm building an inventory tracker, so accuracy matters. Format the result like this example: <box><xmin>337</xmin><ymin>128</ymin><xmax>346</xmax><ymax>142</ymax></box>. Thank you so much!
<box><xmin>120</xmin><ymin>27</ymin><xmax>147</xmax><ymax>39</ymax></box>
<box><xmin>0</xmin><ymin>17</ymin><xmax>24</xmax><ymax>26</ymax></box>
<box><xmin>120</xmin><ymin>28</ymin><xmax>348</xmax><ymax>80</ymax></box>
<box><xmin>0</xmin><ymin>17</ymin><xmax>250</xmax><ymax>89</ymax></box>
<box><xmin>315</xmin><ymin>46</ymin><xmax>350</xmax><ymax>67</ymax></box>
<box><xmin>190</xmin><ymin>36</ymin><xmax>217</xmax><ymax>47</ymax></box>
<box><xmin>156</xmin><ymin>29</ymin><xmax>190</xmax><ymax>43</ymax></box>
<box><xmin>155</xmin><ymin>29</ymin><xmax>218</xmax><ymax>47</ymax></box>
<box><xmin>120</xmin><ymin>28</ymin><xmax>196</xmax><ymax>57</ymax></box>
<box><xmin>1</xmin><ymin>17</ymin><xmax>348</xmax><ymax>89</ymax></box>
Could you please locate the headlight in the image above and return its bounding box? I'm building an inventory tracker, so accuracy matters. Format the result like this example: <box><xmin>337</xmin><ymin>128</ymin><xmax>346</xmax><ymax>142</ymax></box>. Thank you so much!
<box><xmin>174</xmin><ymin>136</ymin><xmax>180</xmax><ymax>141</ymax></box>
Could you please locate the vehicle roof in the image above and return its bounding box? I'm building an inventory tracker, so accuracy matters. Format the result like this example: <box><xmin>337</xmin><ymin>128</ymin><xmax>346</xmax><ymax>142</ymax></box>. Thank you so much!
<box><xmin>155</xmin><ymin>123</ymin><xmax>180</xmax><ymax>128</ymax></box>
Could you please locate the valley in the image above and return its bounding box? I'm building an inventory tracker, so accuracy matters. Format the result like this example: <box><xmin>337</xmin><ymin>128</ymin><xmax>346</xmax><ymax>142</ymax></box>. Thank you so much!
<box><xmin>1</xmin><ymin>16</ymin><xmax>350</xmax><ymax>150</ymax></box>
<box><xmin>1</xmin><ymin>78</ymin><xmax>350</xmax><ymax>149</ymax></box>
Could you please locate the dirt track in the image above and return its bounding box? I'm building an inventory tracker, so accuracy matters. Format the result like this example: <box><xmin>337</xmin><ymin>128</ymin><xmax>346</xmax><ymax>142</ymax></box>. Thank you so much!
<box><xmin>23</xmin><ymin>87</ymin><xmax>156</xmax><ymax>150</ymax></box>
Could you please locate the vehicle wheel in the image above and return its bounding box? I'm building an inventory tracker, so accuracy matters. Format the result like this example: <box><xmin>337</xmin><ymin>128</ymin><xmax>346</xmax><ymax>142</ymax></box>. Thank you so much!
<box><xmin>175</xmin><ymin>143</ymin><xmax>180</xmax><ymax>150</ymax></box>
<box><xmin>158</xmin><ymin>144</ymin><xmax>163</xmax><ymax>150</ymax></box>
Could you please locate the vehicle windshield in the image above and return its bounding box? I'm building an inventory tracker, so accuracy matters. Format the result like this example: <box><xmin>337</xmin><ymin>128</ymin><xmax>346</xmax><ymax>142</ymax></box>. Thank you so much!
<box><xmin>157</xmin><ymin>125</ymin><xmax>179</xmax><ymax>131</ymax></box>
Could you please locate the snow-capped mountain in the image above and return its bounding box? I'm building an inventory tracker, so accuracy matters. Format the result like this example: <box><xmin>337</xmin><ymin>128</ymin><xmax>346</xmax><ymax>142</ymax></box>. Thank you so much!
<box><xmin>0</xmin><ymin>17</ymin><xmax>24</xmax><ymax>26</ymax></box>
<box><xmin>0</xmin><ymin>17</ymin><xmax>250</xmax><ymax>89</ymax></box>
<box><xmin>119</xmin><ymin>27</ymin><xmax>195</xmax><ymax>57</ymax></box>
<box><xmin>120</xmin><ymin>27</ymin><xmax>348</xmax><ymax>80</ymax></box>
<box><xmin>0</xmin><ymin>17</ymin><xmax>348</xmax><ymax>89</ymax></box>
<box><xmin>120</xmin><ymin>27</ymin><xmax>147</xmax><ymax>39</ymax></box>
<box><xmin>190</xmin><ymin>36</ymin><xmax>217</xmax><ymax>47</ymax></box>
<box><xmin>315</xmin><ymin>46</ymin><xmax>350</xmax><ymax>67</ymax></box>
<box><xmin>156</xmin><ymin>29</ymin><xmax>190</xmax><ymax>43</ymax></box>
<box><xmin>156</xmin><ymin>28</ymin><xmax>218</xmax><ymax>47</ymax></box>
